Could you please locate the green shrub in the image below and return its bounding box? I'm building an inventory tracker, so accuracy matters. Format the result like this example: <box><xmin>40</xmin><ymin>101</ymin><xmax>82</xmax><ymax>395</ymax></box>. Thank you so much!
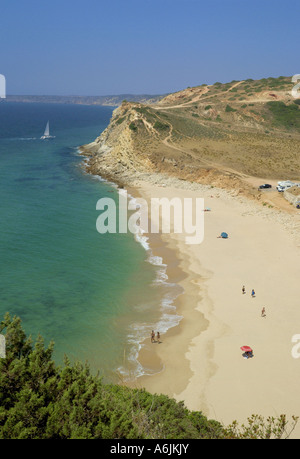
<box><xmin>153</xmin><ymin>120</ymin><xmax>169</xmax><ymax>131</ymax></box>
<box><xmin>225</xmin><ymin>105</ymin><xmax>236</xmax><ymax>112</ymax></box>
<box><xmin>129</xmin><ymin>122</ymin><xmax>137</xmax><ymax>131</ymax></box>
<box><xmin>267</xmin><ymin>101</ymin><xmax>300</xmax><ymax>129</ymax></box>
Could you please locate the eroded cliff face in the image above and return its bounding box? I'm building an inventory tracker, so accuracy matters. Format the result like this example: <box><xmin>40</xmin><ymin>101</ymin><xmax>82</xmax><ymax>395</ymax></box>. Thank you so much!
<box><xmin>81</xmin><ymin>102</ymin><xmax>158</xmax><ymax>186</ymax></box>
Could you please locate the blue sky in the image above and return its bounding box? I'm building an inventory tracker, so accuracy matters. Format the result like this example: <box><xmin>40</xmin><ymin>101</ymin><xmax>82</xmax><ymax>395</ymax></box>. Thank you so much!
<box><xmin>1</xmin><ymin>0</ymin><xmax>299</xmax><ymax>95</ymax></box>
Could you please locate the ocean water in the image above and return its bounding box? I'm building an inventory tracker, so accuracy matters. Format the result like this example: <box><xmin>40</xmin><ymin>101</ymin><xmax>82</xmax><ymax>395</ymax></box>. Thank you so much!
<box><xmin>0</xmin><ymin>102</ymin><xmax>181</xmax><ymax>382</ymax></box>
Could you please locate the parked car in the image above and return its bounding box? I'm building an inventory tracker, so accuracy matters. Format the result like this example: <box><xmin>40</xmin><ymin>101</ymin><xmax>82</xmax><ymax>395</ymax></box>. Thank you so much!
<box><xmin>259</xmin><ymin>184</ymin><xmax>272</xmax><ymax>189</ymax></box>
<box><xmin>276</xmin><ymin>184</ymin><xmax>293</xmax><ymax>192</ymax></box>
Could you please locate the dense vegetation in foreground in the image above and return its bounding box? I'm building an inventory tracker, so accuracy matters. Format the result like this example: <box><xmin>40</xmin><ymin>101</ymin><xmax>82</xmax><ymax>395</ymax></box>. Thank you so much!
<box><xmin>0</xmin><ymin>314</ymin><xmax>297</xmax><ymax>439</ymax></box>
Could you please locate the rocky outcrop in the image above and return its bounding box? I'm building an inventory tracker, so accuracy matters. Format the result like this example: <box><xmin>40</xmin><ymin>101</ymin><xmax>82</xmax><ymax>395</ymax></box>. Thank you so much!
<box><xmin>80</xmin><ymin>102</ymin><xmax>157</xmax><ymax>186</ymax></box>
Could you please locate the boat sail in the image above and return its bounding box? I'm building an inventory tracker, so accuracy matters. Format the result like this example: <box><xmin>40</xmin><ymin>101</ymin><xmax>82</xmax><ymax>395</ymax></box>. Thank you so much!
<box><xmin>41</xmin><ymin>121</ymin><xmax>54</xmax><ymax>139</ymax></box>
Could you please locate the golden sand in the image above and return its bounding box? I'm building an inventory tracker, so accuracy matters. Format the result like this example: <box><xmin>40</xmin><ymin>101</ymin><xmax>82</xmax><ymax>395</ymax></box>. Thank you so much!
<box><xmin>129</xmin><ymin>180</ymin><xmax>300</xmax><ymax>436</ymax></box>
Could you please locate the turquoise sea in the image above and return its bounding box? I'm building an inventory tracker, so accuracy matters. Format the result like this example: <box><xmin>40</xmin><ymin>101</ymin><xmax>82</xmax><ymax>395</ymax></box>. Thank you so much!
<box><xmin>0</xmin><ymin>102</ymin><xmax>181</xmax><ymax>382</ymax></box>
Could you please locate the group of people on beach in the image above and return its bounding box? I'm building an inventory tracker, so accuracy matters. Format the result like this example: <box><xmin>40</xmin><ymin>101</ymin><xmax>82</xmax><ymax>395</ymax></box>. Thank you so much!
<box><xmin>242</xmin><ymin>285</ymin><xmax>266</xmax><ymax>317</ymax></box>
<box><xmin>242</xmin><ymin>285</ymin><xmax>255</xmax><ymax>298</ymax></box>
<box><xmin>151</xmin><ymin>330</ymin><xmax>161</xmax><ymax>344</ymax></box>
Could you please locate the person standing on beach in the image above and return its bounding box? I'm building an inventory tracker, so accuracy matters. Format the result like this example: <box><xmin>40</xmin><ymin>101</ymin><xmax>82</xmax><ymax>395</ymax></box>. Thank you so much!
<box><xmin>251</xmin><ymin>289</ymin><xmax>255</xmax><ymax>298</ymax></box>
<box><xmin>151</xmin><ymin>330</ymin><xmax>155</xmax><ymax>343</ymax></box>
<box><xmin>261</xmin><ymin>307</ymin><xmax>266</xmax><ymax>317</ymax></box>
<box><xmin>242</xmin><ymin>285</ymin><xmax>246</xmax><ymax>294</ymax></box>
<box><xmin>156</xmin><ymin>332</ymin><xmax>161</xmax><ymax>343</ymax></box>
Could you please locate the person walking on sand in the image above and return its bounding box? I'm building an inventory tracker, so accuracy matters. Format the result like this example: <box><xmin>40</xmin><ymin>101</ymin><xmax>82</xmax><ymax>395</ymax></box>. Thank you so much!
<box><xmin>151</xmin><ymin>330</ymin><xmax>155</xmax><ymax>343</ymax></box>
<box><xmin>251</xmin><ymin>289</ymin><xmax>255</xmax><ymax>298</ymax></box>
<box><xmin>156</xmin><ymin>332</ymin><xmax>161</xmax><ymax>343</ymax></box>
<box><xmin>242</xmin><ymin>285</ymin><xmax>246</xmax><ymax>295</ymax></box>
<box><xmin>261</xmin><ymin>307</ymin><xmax>266</xmax><ymax>318</ymax></box>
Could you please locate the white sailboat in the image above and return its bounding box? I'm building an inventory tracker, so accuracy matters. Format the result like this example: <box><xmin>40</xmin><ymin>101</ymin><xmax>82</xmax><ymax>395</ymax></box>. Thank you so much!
<box><xmin>41</xmin><ymin>121</ymin><xmax>55</xmax><ymax>139</ymax></box>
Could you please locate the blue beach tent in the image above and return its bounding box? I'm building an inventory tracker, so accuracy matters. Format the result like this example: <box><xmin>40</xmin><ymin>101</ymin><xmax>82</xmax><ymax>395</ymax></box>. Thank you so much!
<box><xmin>221</xmin><ymin>232</ymin><xmax>228</xmax><ymax>239</ymax></box>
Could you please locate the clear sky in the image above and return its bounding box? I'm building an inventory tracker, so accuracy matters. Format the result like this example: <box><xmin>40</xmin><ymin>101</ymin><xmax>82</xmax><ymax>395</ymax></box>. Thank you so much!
<box><xmin>1</xmin><ymin>0</ymin><xmax>299</xmax><ymax>96</ymax></box>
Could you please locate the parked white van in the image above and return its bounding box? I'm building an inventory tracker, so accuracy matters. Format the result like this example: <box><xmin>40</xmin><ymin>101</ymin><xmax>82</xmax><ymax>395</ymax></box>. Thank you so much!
<box><xmin>276</xmin><ymin>180</ymin><xmax>296</xmax><ymax>192</ymax></box>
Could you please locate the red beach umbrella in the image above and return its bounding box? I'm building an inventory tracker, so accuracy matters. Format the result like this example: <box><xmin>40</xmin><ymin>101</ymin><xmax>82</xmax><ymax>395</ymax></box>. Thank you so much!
<box><xmin>240</xmin><ymin>346</ymin><xmax>253</xmax><ymax>353</ymax></box>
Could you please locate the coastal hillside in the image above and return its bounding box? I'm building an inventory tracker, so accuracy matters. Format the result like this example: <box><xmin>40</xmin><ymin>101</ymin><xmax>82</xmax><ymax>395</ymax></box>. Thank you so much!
<box><xmin>82</xmin><ymin>76</ymin><xmax>300</xmax><ymax>202</ymax></box>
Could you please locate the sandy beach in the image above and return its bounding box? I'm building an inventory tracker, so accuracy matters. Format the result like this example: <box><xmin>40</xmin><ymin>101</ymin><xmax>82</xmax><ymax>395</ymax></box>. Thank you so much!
<box><xmin>130</xmin><ymin>178</ymin><xmax>300</xmax><ymax>437</ymax></box>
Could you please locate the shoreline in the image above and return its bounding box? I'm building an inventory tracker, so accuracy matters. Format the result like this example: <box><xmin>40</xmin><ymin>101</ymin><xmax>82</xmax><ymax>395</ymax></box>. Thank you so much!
<box><xmin>133</xmin><ymin>230</ymin><xmax>210</xmax><ymax>398</ymax></box>
<box><xmin>78</xmin><ymin>149</ymin><xmax>191</xmax><ymax>382</ymax></box>
<box><xmin>129</xmin><ymin>182</ymin><xmax>221</xmax><ymax>403</ymax></box>
<box><xmin>115</xmin><ymin>184</ymin><xmax>188</xmax><ymax>382</ymax></box>
<box><xmin>125</xmin><ymin>186</ymin><xmax>206</xmax><ymax>394</ymax></box>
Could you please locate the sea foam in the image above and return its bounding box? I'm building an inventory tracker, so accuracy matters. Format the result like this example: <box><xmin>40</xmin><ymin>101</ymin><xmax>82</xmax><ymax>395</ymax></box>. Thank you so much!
<box><xmin>116</xmin><ymin>188</ymin><xmax>184</xmax><ymax>380</ymax></box>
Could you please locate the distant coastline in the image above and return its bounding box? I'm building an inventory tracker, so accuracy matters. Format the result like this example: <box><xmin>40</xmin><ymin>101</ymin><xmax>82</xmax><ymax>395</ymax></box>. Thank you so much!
<box><xmin>2</xmin><ymin>94</ymin><xmax>166</xmax><ymax>106</ymax></box>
